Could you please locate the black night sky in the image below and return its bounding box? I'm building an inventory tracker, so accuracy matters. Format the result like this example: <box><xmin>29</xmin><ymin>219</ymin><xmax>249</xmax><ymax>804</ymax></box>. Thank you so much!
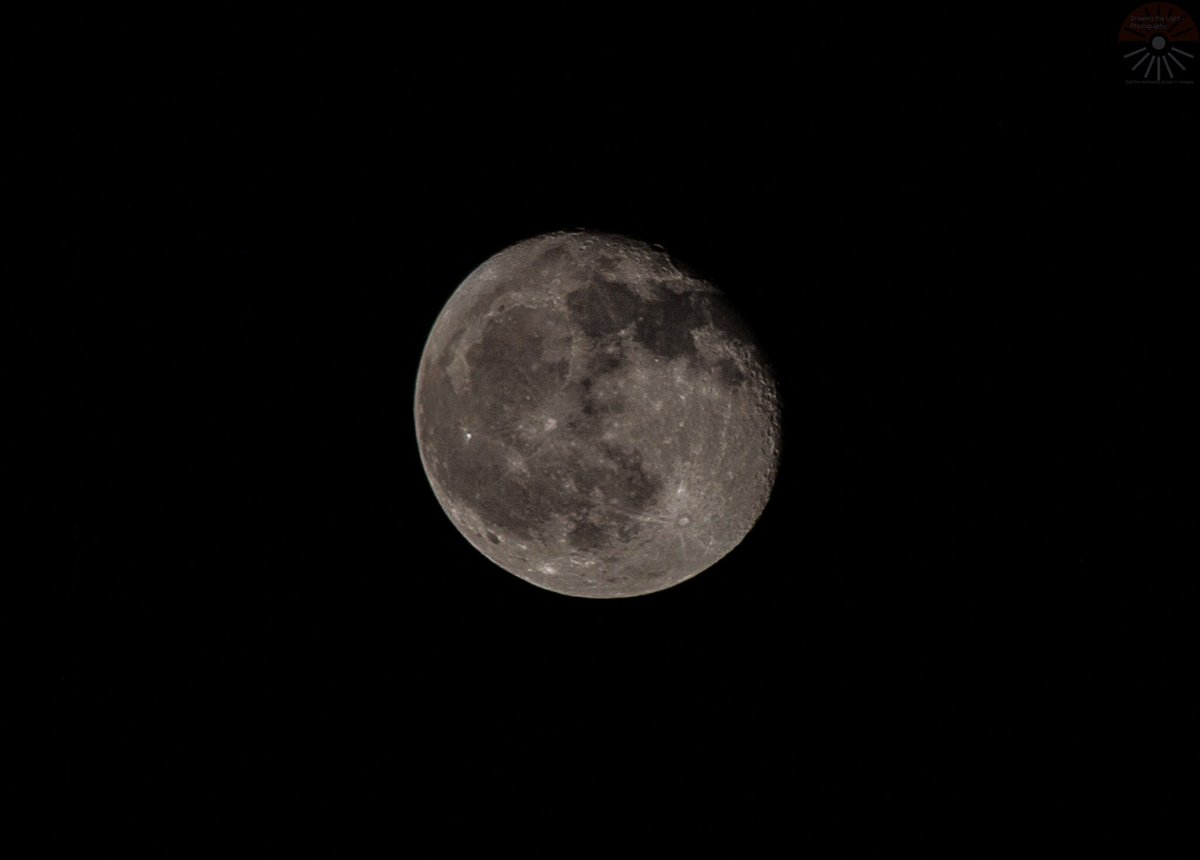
<box><xmin>19</xmin><ymin>5</ymin><xmax>1194</xmax><ymax>850</ymax></box>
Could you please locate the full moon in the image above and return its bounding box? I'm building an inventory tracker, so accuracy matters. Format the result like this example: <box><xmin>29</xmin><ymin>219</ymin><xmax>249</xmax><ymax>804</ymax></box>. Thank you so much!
<box><xmin>414</xmin><ymin>232</ymin><xmax>780</xmax><ymax>598</ymax></box>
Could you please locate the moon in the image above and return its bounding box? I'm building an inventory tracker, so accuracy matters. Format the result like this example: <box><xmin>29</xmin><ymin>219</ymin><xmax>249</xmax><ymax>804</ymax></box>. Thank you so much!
<box><xmin>414</xmin><ymin>231</ymin><xmax>780</xmax><ymax>598</ymax></box>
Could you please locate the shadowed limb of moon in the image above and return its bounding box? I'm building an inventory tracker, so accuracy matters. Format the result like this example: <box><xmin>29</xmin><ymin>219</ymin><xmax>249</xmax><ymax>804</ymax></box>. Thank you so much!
<box><xmin>414</xmin><ymin>231</ymin><xmax>781</xmax><ymax>598</ymax></box>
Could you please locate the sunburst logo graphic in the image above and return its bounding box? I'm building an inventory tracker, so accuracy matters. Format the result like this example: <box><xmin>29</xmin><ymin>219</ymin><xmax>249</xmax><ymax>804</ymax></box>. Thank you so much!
<box><xmin>1119</xmin><ymin>4</ymin><xmax>1198</xmax><ymax>83</ymax></box>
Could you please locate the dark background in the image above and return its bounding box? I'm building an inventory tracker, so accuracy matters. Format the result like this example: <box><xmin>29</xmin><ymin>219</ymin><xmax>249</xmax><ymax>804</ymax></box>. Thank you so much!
<box><xmin>15</xmin><ymin>5</ymin><xmax>1193</xmax><ymax>849</ymax></box>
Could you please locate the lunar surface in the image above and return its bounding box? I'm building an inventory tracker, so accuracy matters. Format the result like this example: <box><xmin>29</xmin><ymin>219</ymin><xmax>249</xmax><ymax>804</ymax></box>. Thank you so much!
<box><xmin>414</xmin><ymin>231</ymin><xmax>780</xmax><ymax>598</ymax></box>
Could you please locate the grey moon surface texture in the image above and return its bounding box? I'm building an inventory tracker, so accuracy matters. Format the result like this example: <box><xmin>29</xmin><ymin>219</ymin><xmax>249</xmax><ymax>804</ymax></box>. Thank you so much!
<box><xmin>414</xmin><ymin>232</ymin><xmax>781</xmax><ymax>598</ymax></box>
